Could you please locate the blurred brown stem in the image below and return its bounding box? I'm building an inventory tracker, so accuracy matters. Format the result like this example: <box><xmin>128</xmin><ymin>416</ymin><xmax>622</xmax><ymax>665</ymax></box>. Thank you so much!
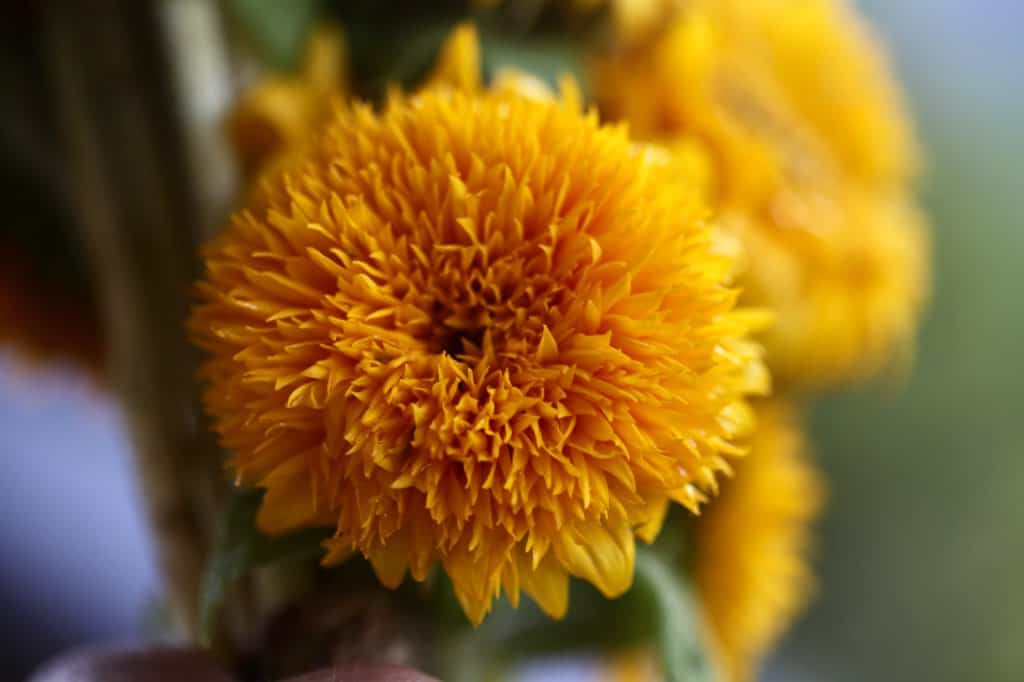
<box><xmin>38</xmin><ymin>1</ymin><xmax>432</xmax><ymax>670</ymax></box>
<box><xmin>41</xmin><ymin>0</ymin><xmax>227</xmax><ymax>638</ymax></box>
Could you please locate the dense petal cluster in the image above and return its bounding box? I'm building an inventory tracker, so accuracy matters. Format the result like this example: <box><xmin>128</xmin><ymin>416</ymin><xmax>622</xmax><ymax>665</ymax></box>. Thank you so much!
<box><xmin>594</xmin><ymin>0</ymin><xmax>928</xmax><ymax>388</ymax></box>
<box><xmin>694</xmin><ymin>400</ymin><xmax>824</xmax><ymax>681</ymax></box>
<box><xmin>190</xmin><ymin>87</ymin><xmax>767</xmax><ymax>624</ymax></box>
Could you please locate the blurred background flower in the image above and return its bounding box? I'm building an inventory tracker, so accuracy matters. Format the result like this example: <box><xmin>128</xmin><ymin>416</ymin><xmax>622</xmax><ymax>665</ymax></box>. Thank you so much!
<box><xmin>2</xmin><ymin>1</ymin><xmax>1022</xmax><ymax>680</ymax></box>
<box><xmin>694</xmin><ymin>400</ymin><xmax>823</xmax><ymax>682</ymax></box>
<box><xmin>592</xmin><ymin>0</ymin><xmax>929</xmax><ymax>390</ymax></box>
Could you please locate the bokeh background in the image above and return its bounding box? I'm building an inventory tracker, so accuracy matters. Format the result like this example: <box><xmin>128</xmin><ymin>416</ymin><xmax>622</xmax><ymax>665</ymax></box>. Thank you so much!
<box><xmin>2</xmin><ymin>1</ymin><xmax>1021</xmax><ymax>680</ymax></box>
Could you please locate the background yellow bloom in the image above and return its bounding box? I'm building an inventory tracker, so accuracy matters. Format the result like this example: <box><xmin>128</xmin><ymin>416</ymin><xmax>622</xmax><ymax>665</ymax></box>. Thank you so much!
<box><xmin>694</xmin><ymin>400</ymin><xmax>824</xmax><ymax>682</ymax></box>
<box><xmin>227</xmin><ymin>25</ymin><xmax>348</xmax><ymax>181</ymax></box>
<box><xmin>594</xmin><ymin>0</ymin><xmax>929</xmax><ymax>390</ymax></box>
<box><xmin>600</xmin><ymin>400</ymin><xmax>822</xmax><ymax>682</ymax></box>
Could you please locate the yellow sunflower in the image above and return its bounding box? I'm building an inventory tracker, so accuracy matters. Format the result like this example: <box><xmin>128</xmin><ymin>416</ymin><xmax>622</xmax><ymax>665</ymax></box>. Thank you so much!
<box><xmin>694</xmin><ymin>399</ymin><xmax>824</xmax><ymax>681</ymax></box>
<box><xmin>190</xmin><ymin>85</ymin><xmax>767</xmax><ymax>625</ymax></box>
<box><xmin>593</xmin><ymin>0</ymin><xmax>928</xmax><ymax>389</ymax></box>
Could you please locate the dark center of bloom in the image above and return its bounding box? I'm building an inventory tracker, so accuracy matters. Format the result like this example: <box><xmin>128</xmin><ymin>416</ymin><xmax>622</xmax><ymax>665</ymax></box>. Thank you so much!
<box><xmin>441</xmin><ymin>324</ymin><xmax>486</xmax><ymax>359</ymax></box>
<box><xmin>417</xmin><ymin>246</ymin><xmax>564</xmax><ymax>367</ymax></box>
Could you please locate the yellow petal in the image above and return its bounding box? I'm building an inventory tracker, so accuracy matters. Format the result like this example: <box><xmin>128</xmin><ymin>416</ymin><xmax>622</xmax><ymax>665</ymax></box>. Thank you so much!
<box><xmin>536</xmin><ymin>325</ymin><xmax>560</xmax><ymax>363</ymax></box>
<box><xmin>255</xmin><ymin>463</ymin><xmax>327</xmax><ymax>535</ymax></box>
<box><xmin>519</xmin><ymin>551</ymin><xmax>570</xmax><ymax>619</ymax></box>
<box><xmin>368</xmin><ymin>531</ymin><xmax>412</xmax><ymax>588</ymax></box>
<box><xmin>423</xmin><ymin>22</ymin><xmax>481</xmax><ymax>92</ymax></box>
<box><xmin>634</xmin><ymin>496</ymin><xmax>670</xmax><ymax>544</ymax></box>
<box><xmin>303</xmin><ymin>24</ymin><xmax>348</xmax><ymax>94</ymax></box>
<box><xmin>321</xmin><ymin>539</ymin><xmax>355</xmax><ymax>566</ymax></box>
<box><xmin>453</xmin><ymin>583</ymin><xmax>491</xmax><ymax>627</ymax></box>
<box><xmin>554</xmin><ymin>519</ymin><xmax>635</xmax><ymax>598</ymax></box>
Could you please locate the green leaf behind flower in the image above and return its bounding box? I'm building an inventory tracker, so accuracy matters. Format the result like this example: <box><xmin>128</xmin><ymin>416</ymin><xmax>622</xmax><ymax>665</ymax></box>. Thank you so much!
<box><xmin>199</xmin><ymin>488</ymin><xmax>331</xmax><ymax>645</ymax></box>
<box><xmin>226</xmin><ymin>0</ymin><xmax>322</xmax><ymax>70</ymax></box>
<box><xmin>478</xmin><ymin>29</ymin><xmax>588</xmax><ymax>96</ymax></box>
<box><xmin>633</xmin><ymin>545</ymin><xmax>715</xmax><ymax>682</ymax></box>
<box><xmin>436</xmin><ymin>519</ymin><xmax>712</xmax><ymax>682</ymax></box>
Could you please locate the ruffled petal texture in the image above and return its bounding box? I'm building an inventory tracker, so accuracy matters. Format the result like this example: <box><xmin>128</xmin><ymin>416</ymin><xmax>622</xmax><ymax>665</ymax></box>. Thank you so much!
<box><xmin>191</xmin><ymin>87</ymin><xmax>766</xmax><ymax>624</ymax></box>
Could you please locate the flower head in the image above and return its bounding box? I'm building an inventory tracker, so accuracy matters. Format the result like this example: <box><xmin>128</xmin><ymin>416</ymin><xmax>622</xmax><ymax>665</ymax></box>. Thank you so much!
<box><xmin>191</xmin><ymin>86</ymin><xmax>766</xmax><ymax>624</ymax></box>
<box><xmin>594</xmin><ymin>0</ymin><xmax>928</xmax><ymax>388</ymax></box>
<box><xmin>694</xmin><ymin>400</ymin><xmax>823</xmax><ymax>681</ymax></box>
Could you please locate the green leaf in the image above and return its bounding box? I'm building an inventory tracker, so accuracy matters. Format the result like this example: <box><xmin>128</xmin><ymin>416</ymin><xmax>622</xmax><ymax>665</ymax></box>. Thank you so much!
<box><xmin>226</xmin><ymin>0</ymin><xmax>322</xmax><ymax>70</ymax></box>
<box><xmin>633</xmin><ymin>545</ymin><xmax>716</xmax><ymax>682</ymax></box>
<box><xmin>483</xmin><ymin>579</ymin><xmax>647</xmax><ymax>658</ymax></box>
<box><xmin>479</xmin><ymin>31</ymin><xmax>588</xmax><ymax>96</ymax></box>
<box><xmin>199</xmin><ymin>488</ymin><xmax>331</xmax><ymax>645</ymax></box>
<box><xmin>432</xmin><ymin>569</ymin><xmax>647</xmax><ymax>675</ymax></box>
<box><xmin>434</xmin><ymin>513</ymin><xmax>712</xmax><ymax>680</ymax></box>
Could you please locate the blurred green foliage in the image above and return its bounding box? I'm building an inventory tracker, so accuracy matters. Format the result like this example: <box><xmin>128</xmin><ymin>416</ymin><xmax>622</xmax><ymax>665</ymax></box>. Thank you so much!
<box><xmin>225</xmin><ymin>0</ymin><xmax>321</xmax><ymax>69</ymax></box>
<box><xmin>226</xmin><ymin>0</ymin><xmax>593</xmax><ymax>100</ymax></box>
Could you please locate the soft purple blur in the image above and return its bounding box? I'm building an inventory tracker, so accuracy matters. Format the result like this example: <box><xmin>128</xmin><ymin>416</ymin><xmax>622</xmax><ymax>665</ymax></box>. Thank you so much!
<box><xmin>0</xmin><ymin>358</ymin><xmax>158</xmax><ymax>677</ymax></box>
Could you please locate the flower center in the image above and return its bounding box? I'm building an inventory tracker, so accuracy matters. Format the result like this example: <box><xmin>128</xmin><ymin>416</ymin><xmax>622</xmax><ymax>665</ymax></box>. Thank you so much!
<box><xmin>419</xmin><ymin>254</ymin><xmax>559</xmax><ymax>367</ymax></box>
<box><xmin>440</xmin><ymin>323</ymin><xmax>487</xmax><ymax>359</ymax></box>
